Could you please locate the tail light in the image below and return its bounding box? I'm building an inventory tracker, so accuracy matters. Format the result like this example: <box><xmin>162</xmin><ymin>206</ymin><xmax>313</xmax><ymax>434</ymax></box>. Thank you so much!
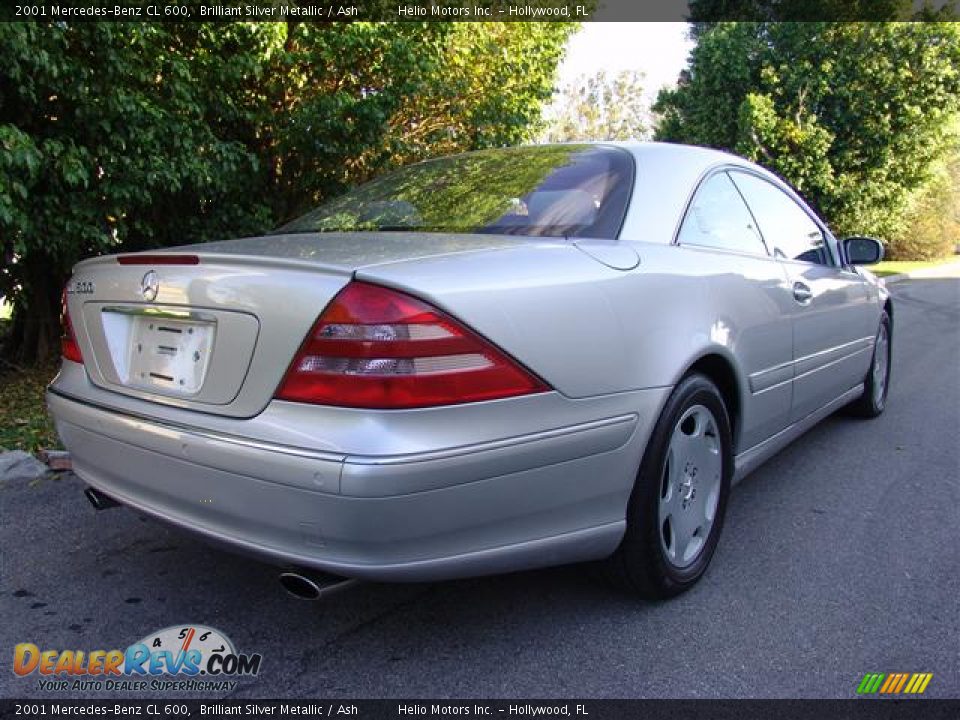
<box><xmin>117</xmin><ymin>254</ymin><xmax>199</xmax><ymax>265</ymax></box>
<box><xmin>275</xmin><ymin>282</ymin><xmax>549</xmax><ymax>409</ymax></box>
<box><xmin>61</xmin><ymin>289</ymin><xmax>83</xmax><ymax>364</ymax></box>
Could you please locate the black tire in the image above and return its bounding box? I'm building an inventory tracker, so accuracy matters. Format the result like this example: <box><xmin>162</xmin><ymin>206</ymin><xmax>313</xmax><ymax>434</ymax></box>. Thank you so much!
<box><xmin>846</xmin><ymin>311</ymin><xmax>892</xmax><ymax>418</ymax></box>
<box><xmin>604</xmin><ymin>373</ymin><xmax>733</xmax><ymax>600</ymax></box>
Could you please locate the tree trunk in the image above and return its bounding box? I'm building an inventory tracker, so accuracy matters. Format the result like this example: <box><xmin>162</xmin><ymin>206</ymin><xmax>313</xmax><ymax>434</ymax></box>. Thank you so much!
<box><xmin>2</xmin><ymin>256</ymin><xmax>64</xmax><ymax>367</ymax></box>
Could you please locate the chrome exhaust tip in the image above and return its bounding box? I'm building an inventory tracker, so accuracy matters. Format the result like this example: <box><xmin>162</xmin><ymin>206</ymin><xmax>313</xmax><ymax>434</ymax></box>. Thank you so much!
<box><xmin>84</xmin><ymin>487</ymin><xmax>120</xmax><ymax>511</ymax></box>
<box><xmin>279</xmin><ymin>570</ymin><xmax>359</xmax><ymax>600</ymax></box>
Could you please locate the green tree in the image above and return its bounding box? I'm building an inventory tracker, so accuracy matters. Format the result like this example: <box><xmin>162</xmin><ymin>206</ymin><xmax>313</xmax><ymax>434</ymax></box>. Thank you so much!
<box><xmin>542</xmin><ymin>70</ymin><xmax>648</xmax><ymax>143</ymax></box>
<box><xmin>687</xmin><ymin>0</ymin><xmax>920</xmax><ymax>30</ymax></box>
<box><xmin>655</xmin><ymin>22</ymin><xmax>960</xmax><ymax>245</ymax></box>
<box><xmin>887</xmin><ymin>147</ymin><xmax>960</xmax><ymax>259</ymax></box>
<box><xmin>0</xmin><ymin>23</ymin><xmax>264</xmax><ymax>365</ymax></box>
<box><xmin>0</xmin><ymin>21</ymin><xmax>574</xmax><ymax>365</ymax></box>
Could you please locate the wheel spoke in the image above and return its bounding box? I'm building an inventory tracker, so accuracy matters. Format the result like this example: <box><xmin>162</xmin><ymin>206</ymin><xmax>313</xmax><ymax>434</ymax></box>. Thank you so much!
<box><xmin>658</xmin><ymin>448</ymin><xmax>682</xmax><ymax>561</ymax></box>
<box><xmin>668</xmin><ymin>426</ymin><xmax>692</xmax><ymax>467</ymax></box>
<box><xmin>672</xmin><ymin>505</ymin><xmax>697</xmax><ymax>563</ymax></box>
<box><xmin>689</xmin><ymin>407</ymin><xmax>705</xmax><ymax>438</ymax></box>
<box><xmin>660</xmin><ymin>477</ymin><xmax>682</xmax><ymax>517</ymax></box>
<box><xmin>699</xmin><ymin>475</ymin><xmax>718</xmax><ymax>527</ymax></box>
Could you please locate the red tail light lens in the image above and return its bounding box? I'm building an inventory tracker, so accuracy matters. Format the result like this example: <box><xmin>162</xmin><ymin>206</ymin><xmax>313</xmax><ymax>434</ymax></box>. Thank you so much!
<box><xmin>275</xmin><ymin>282</ymin><xmax>549</xmax><ymax>408</ymax></box>
<box><xmin>61</xmin><ymin>289</ymin><xmax>83</xmax><ymax>364</ymax></box>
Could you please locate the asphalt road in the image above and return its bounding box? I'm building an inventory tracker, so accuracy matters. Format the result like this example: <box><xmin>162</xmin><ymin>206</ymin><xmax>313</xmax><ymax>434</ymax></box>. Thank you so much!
<box><xmin>2</xmin><ymin>277</ymin><xmax>958</xmax><ymax>701</ymax></box>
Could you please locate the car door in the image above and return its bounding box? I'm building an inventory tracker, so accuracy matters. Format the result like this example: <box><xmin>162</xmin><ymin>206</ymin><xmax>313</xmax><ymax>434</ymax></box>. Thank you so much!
<box><xmin>674</xmin><ymin>170</ymin><xmax>795</xmax><ymax>452</ymax></box>
<box><xmin>729</xmin><ymin>171</ymin><xmax>877</xmax><ymax>423</ymax></box>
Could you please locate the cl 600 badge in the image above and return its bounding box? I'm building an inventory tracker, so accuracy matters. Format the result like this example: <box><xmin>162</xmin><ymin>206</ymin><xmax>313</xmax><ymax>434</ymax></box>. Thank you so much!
<box><xmin>67</xmin><ymin>280</ymin><xmax>95</xmax><ymax>295</ymax></box>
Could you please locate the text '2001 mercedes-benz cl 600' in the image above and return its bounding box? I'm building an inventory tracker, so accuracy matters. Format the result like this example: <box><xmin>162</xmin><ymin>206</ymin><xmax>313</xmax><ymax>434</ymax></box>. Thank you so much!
<box><xmin>49</xmin><ymin>143</ymin><xmax>892</xmax><ymax>600</ymax></box>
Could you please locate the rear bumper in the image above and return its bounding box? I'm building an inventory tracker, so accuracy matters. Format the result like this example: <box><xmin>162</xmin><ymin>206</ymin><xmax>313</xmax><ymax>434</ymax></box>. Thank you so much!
<box><xmin>48</xmin><ymin>383</ymin><xmax>667</xmax><ymax>581</ymax></box>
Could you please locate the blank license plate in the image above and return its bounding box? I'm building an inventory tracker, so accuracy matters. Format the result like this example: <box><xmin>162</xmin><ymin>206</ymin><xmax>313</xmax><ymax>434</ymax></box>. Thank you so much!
<box><xmin>111</xmin><ymin>314</ymin><xmax>216</xmax><ymax>395</ymax></box>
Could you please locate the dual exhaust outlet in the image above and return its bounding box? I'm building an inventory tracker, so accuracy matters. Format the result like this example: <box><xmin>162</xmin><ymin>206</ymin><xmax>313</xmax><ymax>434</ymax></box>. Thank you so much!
<box><xmin>278</xmin><ymin>571</ymin><xmax>360</xmax><ymax>600</ymax></box>
<box><xmin>84</xmin><ymin>486</ymin><xmax>121</xmax><ymax>511</ymax></box>
<box><xmin>83</xmin><ymin>486</ymin><xmax>358</xmax><ymax>601</ymax></box>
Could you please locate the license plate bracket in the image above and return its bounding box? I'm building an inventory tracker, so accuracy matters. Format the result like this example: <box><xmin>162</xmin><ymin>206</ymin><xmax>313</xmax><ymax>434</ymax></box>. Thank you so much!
<box><xmin>102</xmin><ymin>310</ymin><xmax>216</xmax><ymax>396</ymax></box>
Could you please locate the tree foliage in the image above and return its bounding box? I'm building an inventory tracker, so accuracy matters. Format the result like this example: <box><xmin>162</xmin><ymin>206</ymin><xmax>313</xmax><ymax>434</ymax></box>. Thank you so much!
<box><xmin>687</xmin><ymin>0</ymin><xmax>928</xmax><ymax>30</ymax></box>
<box><xmin>654</xmin><ymin>22</ymin><xmax>960</xmax><ymax>246</ymax></box>
<box><xmin>887</xmin><ymin>147</ymin><xmax>960</xmax><ymax>259</ymax></box>
<box><xmin>542</xmin><ymin>69</ymin><xmax>648</xmax><ymax>142</ymax></box>
<box><xmin>0</xmin><ymin>21</ymin><xmax>574</xmax><ymax>364</ymax></box>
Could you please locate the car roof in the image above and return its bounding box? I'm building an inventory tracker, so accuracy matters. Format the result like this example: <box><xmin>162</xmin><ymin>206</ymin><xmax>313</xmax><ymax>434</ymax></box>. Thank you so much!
<box><xmin>591</xmin><ymin>142</ymin><xmax>793</xmax><ymax>243</ymax></box>
<box><xmin>582</xmin><ymin>140</ymin><xmax>756</xmax><ymax>173</ymax></box>
<box><xmin>536</xmin><ymin>140</ymin><xmax>777</xmax><ymax>185</ymax></box>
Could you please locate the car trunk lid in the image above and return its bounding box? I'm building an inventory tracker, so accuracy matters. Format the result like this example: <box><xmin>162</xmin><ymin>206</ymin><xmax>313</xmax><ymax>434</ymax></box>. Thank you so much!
<box><xmin>66</xmin><ymin>232</ymin><xmax>563</xmax><ymax>417</ymax></box>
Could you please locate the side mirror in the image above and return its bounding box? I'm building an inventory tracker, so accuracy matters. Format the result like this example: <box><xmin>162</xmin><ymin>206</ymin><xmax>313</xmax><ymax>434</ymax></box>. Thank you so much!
<box><xmin>843</xmin><ymin>236</ymin><xmax>884</xmax><ymax>266</ymax></box>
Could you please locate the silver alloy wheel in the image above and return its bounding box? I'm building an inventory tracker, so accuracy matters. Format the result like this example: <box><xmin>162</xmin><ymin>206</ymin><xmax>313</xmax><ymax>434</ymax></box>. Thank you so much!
<box><xmin>873</xmin><ymin>322</ymin><xmax>889</xmax><ymax>407</ymax></box>
<box><xmin>658</xmin><ymin>404</ymin><xmax>722</xmax><ymax>568</ymax></box>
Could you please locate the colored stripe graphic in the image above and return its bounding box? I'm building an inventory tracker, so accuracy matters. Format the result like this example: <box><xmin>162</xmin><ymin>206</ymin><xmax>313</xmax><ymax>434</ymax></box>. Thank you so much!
<box><xmin>880</xmin><ymin>674</ymin><xmax>898</xmax><ymax>693</ymax></box>
<box><xmin>914</xmin><ymin>674</ymin><xmax>933</xmax><ymax>694</ymax></box>
<box><xmin>858</xmin><ymin>673</ymin><xmax>932</xmax><ymax>695</ymax></box>
<box><xmin>857</xmin><ymin>673</ymin><xmax>885</xmax><ymax>694</ymax></box>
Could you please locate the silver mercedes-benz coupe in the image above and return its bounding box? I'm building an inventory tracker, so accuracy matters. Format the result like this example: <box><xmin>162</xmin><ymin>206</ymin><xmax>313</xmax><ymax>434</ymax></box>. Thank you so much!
<box><xmin>48</xmin><ymin>142</ymin><xmax>892</xmax><ymax>600</ymax></box>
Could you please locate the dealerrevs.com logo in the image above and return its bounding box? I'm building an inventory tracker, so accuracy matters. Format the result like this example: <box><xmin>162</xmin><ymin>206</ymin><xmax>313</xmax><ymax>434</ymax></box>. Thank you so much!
<box><xmin>13</xmin><ymin>624</ymin><xmax>262</xmax><ymax>693</ymax></box>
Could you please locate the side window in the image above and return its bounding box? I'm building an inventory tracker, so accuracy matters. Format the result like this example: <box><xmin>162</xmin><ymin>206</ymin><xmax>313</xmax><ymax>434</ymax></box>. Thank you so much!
<box><xmin>677</xmin><ymin>172</ymin><xmax>767</xmax><ymax>256</ymax></box>
<box><xmin>730</xmin><ymin>172</ymin><xmax>831</xmax><ymax>266</ymax></box>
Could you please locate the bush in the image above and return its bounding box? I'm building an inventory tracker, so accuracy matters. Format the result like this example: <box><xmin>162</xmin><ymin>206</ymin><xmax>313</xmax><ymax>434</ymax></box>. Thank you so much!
<box><xmin>886</xmin><ymin>155</ymin><xmax>960</xmax><ymax>260</ymax></box>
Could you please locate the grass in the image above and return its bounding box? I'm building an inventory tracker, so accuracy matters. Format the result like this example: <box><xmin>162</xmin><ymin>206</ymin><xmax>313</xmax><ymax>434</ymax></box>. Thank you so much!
<box><xmin>0</xmin><ymin>364</ymin><xmax>61</xmax><ymax>453</ymax></box>
<box><xmin>868</xmin><ymin>256</ymin><xmax>958</xmax><ymax>277</ymax></box>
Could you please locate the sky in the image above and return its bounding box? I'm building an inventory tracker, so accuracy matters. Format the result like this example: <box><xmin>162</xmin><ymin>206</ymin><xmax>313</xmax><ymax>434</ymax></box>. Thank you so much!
<box><xmin>555</xmin><ymin>23</ymin><xmax>694</xmax><ymax>104</ymax></box>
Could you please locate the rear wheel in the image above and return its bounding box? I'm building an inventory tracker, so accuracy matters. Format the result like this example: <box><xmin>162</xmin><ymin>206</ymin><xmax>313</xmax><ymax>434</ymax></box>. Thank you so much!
<box><xmin>846</xmin><ymin>311</ymin><xmax>891</xmax><ymax>418</ymax></box>
<box><xmin>604</xmin><ymin>374</ymin><xmax>733</xmax><ymax>600</ymax></box>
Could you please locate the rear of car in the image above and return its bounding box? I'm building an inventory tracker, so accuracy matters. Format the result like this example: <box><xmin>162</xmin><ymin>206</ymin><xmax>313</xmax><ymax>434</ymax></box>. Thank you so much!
<box><xmin>48</xmin><ymin>145</ymin><xmax>664</xmax><ymax>581</ymax></box>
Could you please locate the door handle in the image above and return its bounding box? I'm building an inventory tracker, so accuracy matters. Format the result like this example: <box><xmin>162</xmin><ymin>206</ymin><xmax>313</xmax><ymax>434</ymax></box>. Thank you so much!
<box><xmin>793</xmin><ymin>281</ymin><xmax>813</xmax><ymax>304</ymax></box>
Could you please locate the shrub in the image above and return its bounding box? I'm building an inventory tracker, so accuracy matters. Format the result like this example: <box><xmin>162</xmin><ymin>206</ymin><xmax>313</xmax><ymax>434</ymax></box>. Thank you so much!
<box><xmin>886</xmin><ymin>154</ymin><xmax>960</xmax><ymax>260</ymax></box>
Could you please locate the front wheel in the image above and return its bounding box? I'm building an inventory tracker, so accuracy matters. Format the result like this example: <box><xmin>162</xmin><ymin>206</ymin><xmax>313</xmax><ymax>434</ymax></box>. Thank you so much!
<box><xmin>846</xmin><ymin>311</ymin><xmax>892</xmax><ymax>418</ymax></box>
<box><xmin>604</xmin><ymin>373</ymin><xmax>733</xmax><ymax>600</ymax></box>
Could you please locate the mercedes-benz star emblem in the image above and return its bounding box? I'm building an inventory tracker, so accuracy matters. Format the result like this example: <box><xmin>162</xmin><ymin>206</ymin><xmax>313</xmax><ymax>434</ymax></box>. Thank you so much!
<box><xmin>140</xmin><ymin>270</ymin><xmax>159</xmax><ymax>302</ymax></box>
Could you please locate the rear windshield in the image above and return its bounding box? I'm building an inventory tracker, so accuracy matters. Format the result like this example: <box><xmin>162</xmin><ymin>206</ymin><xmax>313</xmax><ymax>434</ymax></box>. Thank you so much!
<box><xmin>275</xmin><ymin>145</ymin><xmax>634</xmax><ymax>239</ymax></box>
